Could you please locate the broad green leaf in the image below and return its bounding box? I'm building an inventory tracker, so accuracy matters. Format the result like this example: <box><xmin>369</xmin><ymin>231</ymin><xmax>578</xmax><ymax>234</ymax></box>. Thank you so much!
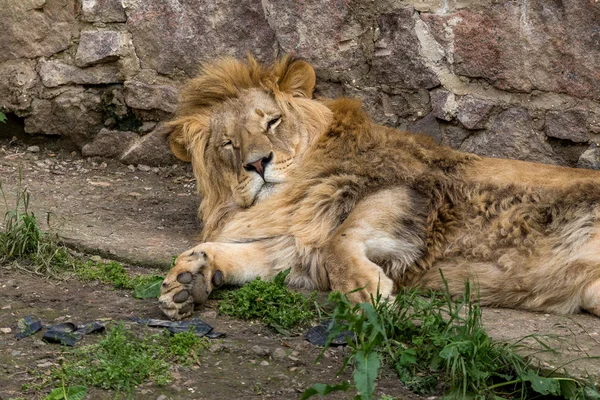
<box><xmin>134</xmin><ymin>277</ymin><xmax>164</xmax><ymax>299</ymax></box>
<box><xmin>300</xmin><ymin>381</ymin><xmax>352</xmax><ymax>399</ymax></box>
<box><xmin>559</xmin><ymin>379</ymin><xmax>581</xmax><ymax>400</ymax></box>
<box><xmin>354</xmin><ymin>350</ymin><xmax>380</xmax><ymax>400</ymax></box>
<box><xmin>398</xmin><ymin>348</ymin><xmax>417</xmax><ymax>366</ymax></box>
<box><xmin>46</xmin><ymin>385</ymin><xmax>88</xmax><ymax>400</ymax></box>
<box><xmin>0</xmin><ymin>112</ymin><xmax>6</xmax><ymax>124</ymax></box>
<box><xmin>522</xmin><ymin>371</ymin><xmax>560</xmax><ymax>396</ymax></box>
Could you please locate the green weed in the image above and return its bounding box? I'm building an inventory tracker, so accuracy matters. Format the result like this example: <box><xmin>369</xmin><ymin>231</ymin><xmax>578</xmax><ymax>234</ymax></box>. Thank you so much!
<box><xmin>53</xmin><ymin>323</ymin><xmax>209</xmax><ymax>395</ymax></box>
<box><xmin>0</xmin><ymin>111</ymin><xmax>6</xmax><ymax>124</ymax></box>
<box><xmin>218</xmin><ymin>269</ymin><xmax>317</xmax><ymax>332</ymax></box>
<box><xmin>74</xmin><ymin>260</ymin><xmax>164</xmax><ymax>298</ymax></box>
<box><xmin>1</xmin><ymin>178</ymin><xmax>164</xmax><ymax>297</ymax></box>
<box><xmin>304</xmin><ymin>280</ymin><xmax>600</xmax><ymax>400</ymax></box>
<box><xmin>0</xmin><ymin>178</ymin><xmax>76</xmax><ymax>276</ymax></box>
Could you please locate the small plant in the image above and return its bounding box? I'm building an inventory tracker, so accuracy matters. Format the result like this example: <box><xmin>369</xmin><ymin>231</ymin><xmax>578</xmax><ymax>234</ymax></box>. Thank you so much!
<box><xmin>218</xmin><ymin>269</ymin><xmax>316</xmax><ymax>332</ymax></box>
<box><xmin>75</xmin><ymin>260</ymin><xmax>163</xmax><ymax>298</ymax></box>
<box><xmin>55</xmin><ymin>323</ymin><xmax>169</xmax><ymax>392</ymax></box>
<box><xmin>0</xmin><ymin>111</ymin><xmax>7</xmax><ymax>124</ymax></box>
<box><xmin>0</xmin><ymin>177</ymin><xmax>75</xmax><ymax>276</ymax></box>
<box><xmin>303</xmin><ymin>279</ymin><xmax>600</xmax><ymax>400</ymax></box>
<box><xmin>52</xmin><ymin>323</ymin><xmax>211</xmax><ymax>395</ymax></box>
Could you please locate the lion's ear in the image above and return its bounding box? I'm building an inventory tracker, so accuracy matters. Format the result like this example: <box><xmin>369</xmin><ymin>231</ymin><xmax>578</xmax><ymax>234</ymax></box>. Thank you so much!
<box><xmin>169</xmin><ymin>126</ymin><xmax>192</xmax><ymax>162</ymax></box>
<box><xmin>278</xmin><ymin>59</ymin><xmax>316</xmax><ymax>98</ymax></box>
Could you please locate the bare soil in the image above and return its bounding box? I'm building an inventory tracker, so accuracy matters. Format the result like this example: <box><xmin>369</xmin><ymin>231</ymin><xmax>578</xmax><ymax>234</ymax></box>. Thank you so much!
<box><xmin>1</xmin><ymin>137</ymin><xmax>599</xmax><ymax>399</ymax></box>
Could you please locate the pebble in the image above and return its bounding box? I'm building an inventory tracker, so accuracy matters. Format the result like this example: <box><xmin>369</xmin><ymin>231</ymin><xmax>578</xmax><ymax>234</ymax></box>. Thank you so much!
<box><xmin>0</xmin><ymin>328</ymin><xmax>12</xmax><ymax>334</ymax></box>
<box><xmin>26</xmin><ymin>145</ymin><xmax>40</xmax><ymax>153</ymax></box>
<box><xmin>272</xmin><ymin>347</ymin><xmax>287</xmax><ymax>360</ymax></box>
<box><xmin>11</xmin><ymin>350</ymin><xmax>21</xmax><ymax>356</ymax></box>
<box><xmin>251</xmin><ymin>345</ymin><xmax>271</xmax><ymax>357</ymax></box>
<box><xmin>1</xmin><ymin>304</ymin><xmax>11</xmax><ymax>310</ymax></box>
<box><xmin>137</xmin><ymin>164</ymin><xmax>152</xmax><ymax>172</ymax></box>
<box><xmin>200</xmin><ymin>310</ymin><xmax>218</xmax><ymax>319</ymax></box>
<box><xmin>37</xmin><ymin>361</ymin><xmax>54</xmax><ymax>368</ymax></box>
<box><xmin>260</xmin><ymin>360</ymin><xmax>270</xmax><ymax>366</ymax></box>
<box><xmin>209</xmin><ymin>343</ymin><xmax>225</xmax><ymax>353</ymax></box>
<box><xmin>156</xmin><ymin>395</ymin><xmax>168</xmax><ymax>400</ymax></box>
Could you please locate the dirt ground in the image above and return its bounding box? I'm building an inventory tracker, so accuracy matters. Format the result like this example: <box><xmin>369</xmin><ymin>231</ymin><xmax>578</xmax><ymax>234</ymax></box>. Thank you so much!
<box><xmin>1</xmin><ymin>136</ymin><xmax>600</xmax><ymax>399</ymax></box>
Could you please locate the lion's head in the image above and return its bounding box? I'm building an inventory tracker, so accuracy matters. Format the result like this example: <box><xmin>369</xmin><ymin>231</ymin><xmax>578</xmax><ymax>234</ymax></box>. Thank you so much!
<box><xmin>169</xmin><ymin>55</ymin><xmax>332</xmax><ymax>239</ymax></box>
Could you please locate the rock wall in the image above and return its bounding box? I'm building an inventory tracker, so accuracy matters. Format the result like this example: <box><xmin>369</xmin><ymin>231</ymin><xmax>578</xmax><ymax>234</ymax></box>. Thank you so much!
<box><xmin>1</xmin><ymin>0</ymin><xmax>599</xmax><ymax>168</ymax></box>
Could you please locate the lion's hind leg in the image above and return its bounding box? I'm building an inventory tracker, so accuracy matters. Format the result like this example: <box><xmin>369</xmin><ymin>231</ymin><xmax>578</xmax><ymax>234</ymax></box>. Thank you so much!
<box><xmin>323</xmin><ymin>188</ymin><xmax>426</xmax><ymax>303</ymax></box>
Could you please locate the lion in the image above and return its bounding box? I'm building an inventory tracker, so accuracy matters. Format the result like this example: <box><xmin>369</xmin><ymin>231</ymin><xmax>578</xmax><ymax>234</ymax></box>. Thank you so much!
<box><xmin>159</xmin><ymin>55</ymin><xmax>600</xmax><ymax>321</ymax></box>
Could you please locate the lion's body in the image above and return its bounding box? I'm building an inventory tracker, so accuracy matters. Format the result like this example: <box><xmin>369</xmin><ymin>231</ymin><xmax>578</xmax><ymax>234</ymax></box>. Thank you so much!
<box><xmin>159</xmin><ymin>56</ymin><xmax>600</xmax><ymax>320</ymax></box>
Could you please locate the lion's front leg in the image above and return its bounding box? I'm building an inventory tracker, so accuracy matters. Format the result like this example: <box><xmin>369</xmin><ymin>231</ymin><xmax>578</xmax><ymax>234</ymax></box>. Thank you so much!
<box><xmin>159</xmin><ymin>241</ymin><xmax>276</xmax><ymax>320</ymax></box>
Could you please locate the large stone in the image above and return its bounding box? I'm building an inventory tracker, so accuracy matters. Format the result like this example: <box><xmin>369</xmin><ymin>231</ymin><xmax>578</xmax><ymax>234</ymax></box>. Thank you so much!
<box><xmin>371</xmin><ymin>10</ymin><xmax>440</xmax><ymax>90</ymax></box>
<box><xmin>545</xmin><ymin>110</ymin><xmax>589</xmax><ymax>143</ymax></box>
<box><xmin>38</xmin><ymin>60</ymin><xmax>123</xmax><ymax>87</ymax></box>
<box><xmin>461</xmin><ymin>108</ymin><xmax>559</xmax><ymax>165</ymax></box>
<box><xmin>442</xmin><ymin>125</ymin><xmax>471</xmax><ymax>149</ymax></box>
<box><xmin>408</xmin><ymin>112</ymin><xmax>442</xmax><ymax>144</ymax></box>
<box><xmin>120</xmin><ymin>124</ymin><xmax>179</xmax><ymax>166</ymax></box>
<box><xmin>457</xmin><ymin>96</ymin><xmax>494</xmax><ymax>130</ymax></box>
<box><xmin>82</xmin><ymin>0</ymin><xmax>126</xmax><ymax>22</ymax></box>
<box><xmin>577</xmin><ymin>143</ymin><xmax>600</xmax><ymax>170</ymax></box>
<box><xmin>81</xmin><ymin>128</ymin><xmax>139</xmax><ymax>158</ymax></box>
<box><xmin>421</xmin><ymin>2</ymin><xmax>600</xmax><ymax>100</ymax></box>
<box><xmin>76</xmin><ymin>30</ymin><xmax>128</xmax><ymax>67</ymax></box>
<box><xmin>430</xmin><ymin>89</ymin><xmax>457</xmax><ymax>121</ymax></box>
<box><xmin>124</xmin><ymin>80</ymin><xmax>178</xmax><ymax>113</ymax></box>
<box><xmin>263</xmin><ymin>0</ymin><xmax>367</xmax><ymax>82</ymax></box>
<box><xmin>125</xmin><ymin>0</ymin><xmax>277</xmax><ymax>76</ymax></box>
<box><xmin>0</xmin><ymin>59</ymin><xmax>38</xmax><ymax>112</ymax></box>
<box><xmin>0</xmin><ymin>0</ymin><xmax>76</xmax><ymax>62</ymax></box>
<box><xmin>24</xmin><ymin>88</ymin><xmax>104</xmax><ymax>143</ymax></box>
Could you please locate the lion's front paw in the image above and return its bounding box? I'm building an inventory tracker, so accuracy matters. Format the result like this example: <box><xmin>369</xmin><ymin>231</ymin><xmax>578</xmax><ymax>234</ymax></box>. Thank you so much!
<box><xmin>158</xmin><ymin>247</ymin><xmax>224</xmax><ymax>320</ymax></box>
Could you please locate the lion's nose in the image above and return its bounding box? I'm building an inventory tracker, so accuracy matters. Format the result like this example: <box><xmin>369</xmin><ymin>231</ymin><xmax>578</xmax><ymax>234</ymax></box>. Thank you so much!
<box><xmin>244</xmin><ymin>152</ymin><xmax>273</xmax><ymax>179</ymax></box>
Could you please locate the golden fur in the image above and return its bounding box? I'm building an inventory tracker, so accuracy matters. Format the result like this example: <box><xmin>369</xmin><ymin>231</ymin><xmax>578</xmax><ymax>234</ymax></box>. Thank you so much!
<box><xmin>159</xmin><ymin>55</ymin><xmax>600</xmax><ymax>321</ymax></box>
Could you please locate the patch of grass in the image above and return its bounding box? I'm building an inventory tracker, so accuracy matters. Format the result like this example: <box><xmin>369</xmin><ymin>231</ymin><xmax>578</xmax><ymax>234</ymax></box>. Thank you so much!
<box><xmin>218</xmin><ymin>269</ymin><xmax>317</xmax><ymax>332</ymax></box>
<box><xmin>1</xmin><ymin>178</ymin><xmax>164</xmax><ymax>297</ymax></box>
<box><xmin>1</xmin><ymin>178</ymin><xmax>76</xmax><ymax>276</ymax></box>
<box><xmin>74</xmin><ymin>260</ymin><xmax>163</xmax><ymax>296</ymax></box>
<box><xmin>53</xmin><ymin>323</ymin><xmax>210</xmax><ymax>395</ymax></box>
<box><xmin>304</xmin><ymin>279</ymin><xmax>600</xmax><ymax>400</ymax></box>
<box><xmin>55</xmin><ymin>323</ymin><xmax>170</xmax><ymax>392</ymax></box>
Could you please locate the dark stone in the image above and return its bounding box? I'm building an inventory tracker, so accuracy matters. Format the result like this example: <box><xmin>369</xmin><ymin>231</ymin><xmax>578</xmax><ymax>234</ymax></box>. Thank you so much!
<box><xmin>81</xmin><ymin>128</ymin><xmax>139</xmax><ymax>158</ymax></box>
<box><xmin>371</xmin><ymin>10</ymin><xmax>440</xmax><ymax>90</ymax></box>
<box><xmin>120</xmin><ymin>124</ymin><xmax>179</xmax><ymax>166</ymax></box>
<box><xmin>408</xmin><ymin>112</ymin><xmax>442</xmax><ymax>144</ymax></box>
<box><xmin>24</xmin><ymin>88</ymin><xmax>104</xmax><ymax>143</ymax></box>
<box><xmin>430</xmin><ymin>89</ymin><xmax>457</xmax><ymax>121</ymax></box>
<box><xmin>263</xmin><ymin>0</ymin><xmax>367</xmax><ymax>82</ymax></box>
<box><xmin>0</xmin><ymin>0</ymin><xmax>76</xmax><ymax>62</ymax></box>
<box><xmin>422</xmin><ymin>2</ymin><xmax>600</xmax><ymax>100</ymax></box>
<box><xmin>75</xmin><ymin>30</ymin><xmax>127</xmax><ymax>67</ymax></box>
<box><xmin>125</xmin><ymin>0</ymin><xmax>277</xmax><ymax>76</ymax></box>
<box><xmin>82</xmin><ymin>0</ymin><xmax>126</xmax><ymax>22</ymax></box>
<box><xmin>457</xmin><ymin>96</ymin><xmax>494</xmax><ymax>130</ymax></box>
<box><xmin>545</xmin><ymin>110</ymin><xmax>589</xmax><ymax>143</ymax></box>
<box><xmin>124</xmin><ymin>80</ymin><xmax>178</xmax><ymax>113</ymax></box>
<box><xmin>442</xmin><ymin>125</ymin><xmax>471</xmax><ymax>149</ymax></box>
<box><xmin>577</xmin><ymin>143</ymin><xmax>600</xmax><ymax>170</ymax></box>
<box><xmin>38</xmin><ymin>60</ymin><xmax>123</xmax><ymax>87</ymax></box>
<box><xmin>461</xmin><ymin>108</ymin><xmax>559</xmax><ymax>165</ymax></box>
<box><xmin>0</xmin><ymin>59</ymin><xmax>38</xmax><ymax>111</ymax></box>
